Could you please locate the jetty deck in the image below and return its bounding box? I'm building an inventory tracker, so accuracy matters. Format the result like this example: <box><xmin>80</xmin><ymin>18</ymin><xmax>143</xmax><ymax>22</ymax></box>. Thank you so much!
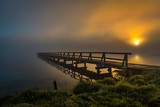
<box><xmin>38</xmin><ymin>52</ymin><xmax>160</xmax><ymax>80</ymax></box>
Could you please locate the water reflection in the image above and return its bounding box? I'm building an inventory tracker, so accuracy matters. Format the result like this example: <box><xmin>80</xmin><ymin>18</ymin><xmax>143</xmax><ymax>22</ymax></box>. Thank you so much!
<box><xmin>129</xmin><ymin>54</ymin><xmax>160</xmax><ymax>66</ymax></box>
<box><xmin>38</xmin><ymin>54</ymin><xmax>112</xmax><ymax>81</ymax></box>
<box><xmin>130</xmin><ymin>54</ymin><xmax>146</xmax><ymax>64</ymax></box>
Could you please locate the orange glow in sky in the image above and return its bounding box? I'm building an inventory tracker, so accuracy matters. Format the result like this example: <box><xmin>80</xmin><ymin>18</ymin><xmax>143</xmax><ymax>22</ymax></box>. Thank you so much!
<box><xmin>38</xmin><ymin>0</ymin><xmax>160</xmax><ymax>49</ymax></box>
<box><xmin>130</xmin><ymin>37</ymin><xmax>143</xmax><ymax>46</ymax></box>
<box><xmin>127</xmin><ymin>30</ymin><xmax>145</xmax><ymax>46</ymax></box>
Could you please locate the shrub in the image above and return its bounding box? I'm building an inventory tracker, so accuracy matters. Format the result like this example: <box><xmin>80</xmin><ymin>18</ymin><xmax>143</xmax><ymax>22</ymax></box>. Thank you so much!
<box><xmin>134</xmin><ymin>85</ymin><xmax>158</xmax><ymax>104</ymax></box>
<box><xmin>115</xmin><ymin>81</ymin><xmax>134</xmax><ymax>94</ymax></box>
<box><xmin>1</xmin><ymin>70</ymin><xmax>160</xmax><ymax>106</ymax></box>
<box><xmin>128</xmin><ymin>75</ymin><xmax>147</xmax><ymax>85</ymax></box>
<box><xmin>143</xmin><ymin>70</ymin><xmax>160</xmax><ymax>87</ymax></box>
<box><xmin>91</xmin><ymin>89</ymin><xmax>119</xmax><ymax>105</ymax></box>
<box><xmin>72</xmin><ymin>81</ymin><xmax>102</xmax><ymax>94</ymax></box>
<box><xmin>148</xmin><ymin>96</ymin><xmax>160</xmax><ymax>107</ymax></box>
<box><xmin>98</xmin><ymin>77</ymin><xmax>117</xmax><ymax>85</ymax></box>
<box><xmin>13</xmin><ymin>103</ymin><xmax>34</xmax><ymax>107</ymax></box>
<box><xmin>67</xmin><ymin>93</ymin><xmax>96</xmax><ymax>106</ymax></box>
<box><xmin>0</xmin><ymin>87</ymin><xmax>72</xmax><ymax>106</ymax></box>
<box><xmin>108</xmin><ymin>97</ymin><xmax>143</xmax><ymax>107</ymax></box>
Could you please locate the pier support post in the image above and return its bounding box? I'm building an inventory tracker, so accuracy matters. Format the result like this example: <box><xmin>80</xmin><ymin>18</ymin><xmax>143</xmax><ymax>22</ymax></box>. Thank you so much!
<box><xmin>64</xmin><ymin>59</ymin><xmax>66</xmax><ymax>64</ymax></box>
<box><xmin>97</xmin><ymin>69</ymin><xmax>101</xmax><ymax>74</ymax></box>
<box><xmin>108</xmin><ymin>67</ymin><xmax>112</xmax><ymax>77</ymax></box>
<box><xmin>90</xmin><ymin>78</ymin><xmax>92</xmax><ymax>82</ymax></box>
<box><xmin>68</xmin><ymin>69</ymin><xmax>70</xmax><ymax>74</ymax></box>
<box><xmin>75</xmin><ymin>61</ymin><xmax>78</xmax><ymax>68</ymax></box>
<box><xmin>80</xmin><ymin>74</ymin><xmax>83</xmax><ymax>81</ymax></box>
<box><xmin>84</xmin><ymin>62</ymin><xmax>86</xmax><ymax>68</ymax></box>
<box><xmin>57</xmin><ymin>58</ymin><xmax>60</xmax><ymax>62</ymax></box>
<box><xmin>73</xmin><ymin>71</ymin><xmax>76</xmax><ymax>78</ymax></box>
<box><xmin>84</xmin><ymin>62</ymin><xmax>87</xmax><ymax>70</ymax></box>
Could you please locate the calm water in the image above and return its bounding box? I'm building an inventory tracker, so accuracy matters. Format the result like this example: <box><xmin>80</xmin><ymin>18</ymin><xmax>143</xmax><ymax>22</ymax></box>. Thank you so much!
<box><xmin>129</xmin><ymin>53</ymin><xmax>160</xmax><ymax>66</ymax></box>
<box><xmin>0</xmin><ymin>52</ymin><xmax>160</xmax><ymax>95</ymax></box>
<box><xmin>0</xmin><ymin>53</ymin><xmax>78</xmax><ymax>95</ymax></box>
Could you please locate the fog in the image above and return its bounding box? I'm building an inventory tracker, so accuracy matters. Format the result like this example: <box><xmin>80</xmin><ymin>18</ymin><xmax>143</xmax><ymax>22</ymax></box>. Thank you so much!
<box><xmin>1</xmin><ymin>0</ymin><xmax>160</xmax><ymax>95</ymax></box>
<box><xmin>1</xmin><ymin>0</ymin><xmax>160</xmax><ymax>55</ymax></box>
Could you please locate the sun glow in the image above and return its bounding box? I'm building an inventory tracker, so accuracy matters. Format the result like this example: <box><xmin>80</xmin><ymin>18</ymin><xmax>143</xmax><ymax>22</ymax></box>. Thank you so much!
<box><xmin>134</xmin><ymin>40</ymin><xmax>140</xmax><ymax>45</ymax></box>
<box><xmin>128</xmin><ymin>37</ymin><xmax>144</xmax><ymax>46</ymax></box>
<box><xmin>128</xmin><ymin>30</ymin><xmax>145</xmax><ymax>46</ymax></box>
<box><xmin>129</xmin><ymin>37</ymin><xmax>143</xmax><ymax>46</ymax></box>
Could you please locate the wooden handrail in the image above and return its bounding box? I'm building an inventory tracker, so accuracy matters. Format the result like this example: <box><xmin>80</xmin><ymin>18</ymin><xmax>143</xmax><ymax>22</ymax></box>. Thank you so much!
<box><xmin>38</xmin><ymin>52</ymin><xmax>132</xmax><ymax>70</ymax></box>
<box><xmin>55</xmin><ymin>52</ymin><xmax>131</xmax><ymax>55</ymax></box>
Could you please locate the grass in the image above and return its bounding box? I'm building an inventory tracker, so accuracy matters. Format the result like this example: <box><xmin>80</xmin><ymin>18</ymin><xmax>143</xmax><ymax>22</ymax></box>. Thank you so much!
<box><xmin>0</xmin><ymin>70</ymin><xmax>160</xmax><ymax>106</ymax></box>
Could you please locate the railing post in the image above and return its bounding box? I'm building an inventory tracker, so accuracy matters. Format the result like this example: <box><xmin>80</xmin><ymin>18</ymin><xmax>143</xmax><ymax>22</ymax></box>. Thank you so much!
<box><xmin>125</xmin><ymin>54</ymin><xmax>128</xmax><ymax>68</ymax></box>
<box><xmin>122</xmin><ymin>53</ymin><xmax>128</xmax><ymax>70</ymax></box>
<box><xmin>88</xmin><ymin>53</ymin><xmax>92</xmax><ymax>60</ymax></box>
<box><xmin>101</xmin><ymin>53</ymin><xmax>105</xmax><ymax>62</ymax></box>
<box><xmin>104</xmin><ymin>53</ymin><xmax>106</xmax><ymax>62</ymax></box>
<box><xmin>88</xmin><ymin>53</ymin><xmax>90</xmax><ymax>60</ymax></box>
<box><xmin>122</xmin><ymin>54</ymin><xmax>125</xmax><ymax>68</ymax></box>
<box><xmin>73</xmin><ymin>53</ymin><xmax>75</xmax><ymax>58</ymax></box>
<box><xmin>79</xmin><ymin>52</ymin><xmax>82</xmax><ymax>59</ymax></box>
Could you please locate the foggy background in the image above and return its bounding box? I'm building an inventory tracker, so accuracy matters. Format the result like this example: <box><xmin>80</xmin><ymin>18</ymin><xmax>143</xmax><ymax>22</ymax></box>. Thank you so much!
<box><xmin>1</xmin><ymin>0</ymin><xmax>160</xmax><ymax>55</ymax></box>
<box><xmin>0</xmin><ymin>0</ymin><xmax>160</xmax><ymax>95</ymax></box>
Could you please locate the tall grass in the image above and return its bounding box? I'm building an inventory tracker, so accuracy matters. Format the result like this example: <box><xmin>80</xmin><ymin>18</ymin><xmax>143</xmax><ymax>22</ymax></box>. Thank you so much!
<box><xmin>0</xmin><ymin>70</ymin><xmax>160</xmax><ymax>106</ymax></box>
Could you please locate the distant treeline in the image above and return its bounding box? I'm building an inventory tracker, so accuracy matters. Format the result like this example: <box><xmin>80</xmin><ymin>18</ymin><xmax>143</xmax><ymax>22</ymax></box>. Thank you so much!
<box><xmin>0</xmin><ymin>70</ymin><xmax>160</xmax><ymax>107</ymax></box>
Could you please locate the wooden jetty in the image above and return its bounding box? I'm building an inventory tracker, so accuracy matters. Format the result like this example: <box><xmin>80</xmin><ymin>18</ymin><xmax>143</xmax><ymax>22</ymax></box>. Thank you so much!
<box><xmin>38</xmin><ymin>52</ymin><xmax>160</xmax><ymax>80</ymax></box>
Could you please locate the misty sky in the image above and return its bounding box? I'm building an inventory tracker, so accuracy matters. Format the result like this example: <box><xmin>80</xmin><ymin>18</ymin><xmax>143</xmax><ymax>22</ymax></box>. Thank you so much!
<box><xmin>1</xmin><ymin>0</ymin><xmax>160</xmax><ymax>54</ymax></box>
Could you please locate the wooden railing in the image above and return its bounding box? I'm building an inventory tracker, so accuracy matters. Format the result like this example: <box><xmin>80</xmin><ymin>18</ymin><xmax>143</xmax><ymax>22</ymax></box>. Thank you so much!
<box><xmin>47</xmin><ymin>52</ymin><xmax>132</xmax><ymax>69</ymax></box>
